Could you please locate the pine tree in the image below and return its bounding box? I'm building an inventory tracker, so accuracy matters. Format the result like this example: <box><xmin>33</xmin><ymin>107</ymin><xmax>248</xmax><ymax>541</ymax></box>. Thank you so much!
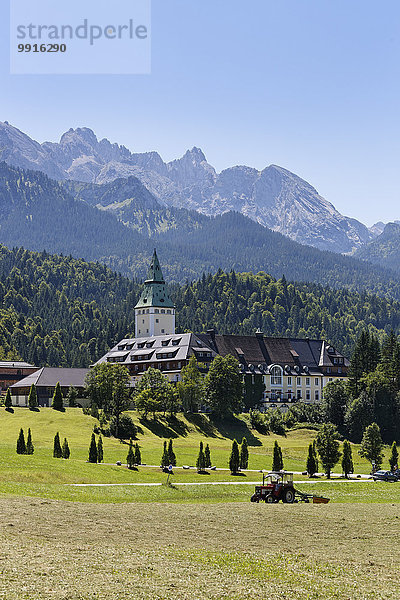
<box><xmin>28</xmin><ymin>384</ymin><xmax>38</xmax><ymax>411</ymax></box>
<box><xmin>127</xmin><ymin>438</ymin><xmax>135</xmax><ymax>469</ymax></box>
<box><xmin>97</xmin><ymin>435</ymin><xmax>104</xmax><ymax>463</ymax></box>
<box><xmin>341</xmin><ymin>440</ymin><xmax>353</xmax><ymax>478</ymax></box>
<box><xmin>167</xmin><ymin>439</ymin><xmax>176</xmax><ymax>466</ymax></box>
<box><xmin>88</xmin><ymin>433</ymin><xmax>98</xmax><ymax>463</ymax></box>
<box><xmin>53</xmin><ymin>432</ymin><xmax>62</xmax><ymax>458</ymax></box>
<box><xmin>62</xmin><ymin>438</ymin><xmax>70</xmax><ymax>459</ymax></box>
<box><xmin>161</xmin><ymin>441</ymin><xmax>169</xmax><ymax>468</ymax></box>
<box><xmin>16</xmin><ymin>428</ymin><xmax>26</xmax><ymax>454</ymax></box>
<box><xmin>204</xmin><ymin>443</ymin><xmax>211</xmax><ymax>468</ymax></box>
<box><xmin>313</xmin><ymin>439</ymin><xmax>319</xmax><ymax>473</ymax></box>
<box><xmin>272</xmin><ymin>440</ymin><xmax>283</xmax><ymax>471</ymax></box>
<box><xmin>5</xmin><ymin>388</ymin><xmax>12</xmax><ymax>411</ymax></box>
<box><xmin>389</xmin><ymin>441</ymin><xmax>399</xmax><ymax>471</ymax></box>
<box><xmin>52</xmin><ymin>382</ymin><xmax>64</xmax><ymax>411</ymax></box>
<box><xmin>306</xmin><ymin>443</ymin><xmax>317</xmax><ymax>476</ymax></box>
<box><xmin>26</xmin><ymin>428</ymin><xmax>34</xmax><ymax>455</ymax></box>
<box><xmin>229</xmin><ymin>439</ymin><xmax>240</xmax><ymax>474</ymax></box>
<box><xmin>239</xmin><ymin>437</ymin><xmax>249</xmax><ymax>470</ymax></box>
<box><xmin>196</xmin><ymin>441</ymin><xmax>206</xmax><ymax>472</ymax></box>
<box><xmin>134</xmin><ymin>442</ymin><xmax>141</xmax><ymax>465</ymax></box>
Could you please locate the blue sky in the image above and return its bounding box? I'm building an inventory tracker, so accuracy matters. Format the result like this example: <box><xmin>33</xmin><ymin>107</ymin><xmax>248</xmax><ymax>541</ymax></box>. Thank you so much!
<box><xmin>1</xmin><ymin>0</ymin><xmax>399</xmax><ymax>226</ymax></box>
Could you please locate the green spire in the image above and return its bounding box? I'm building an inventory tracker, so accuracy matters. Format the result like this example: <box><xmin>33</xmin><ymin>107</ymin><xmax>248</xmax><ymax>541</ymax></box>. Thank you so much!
<box><xmin>135</xmin><ymin>250</ymin><xmax>175</xmax><ymax>309</ymax></box>
<box><xmin>145</xmin><ymin>249</ymin><xmax>165</xmax><ymax>284</ymax></box>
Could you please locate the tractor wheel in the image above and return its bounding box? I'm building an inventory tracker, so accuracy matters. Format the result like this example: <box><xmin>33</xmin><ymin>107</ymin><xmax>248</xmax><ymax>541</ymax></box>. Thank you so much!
<box><xmin>283</xmin><ymin>488</ymin><xmax>295</xmax><ymax>504</ymax></box>
<box><xmin>250</xmin><ymin>494</ymin><xmax>259</xmax><ymax>503</ymax></box>
<box><xmin>265</xmin><ymin>494</ymin><xmax>275</xmax><ymax>503</ymax></box>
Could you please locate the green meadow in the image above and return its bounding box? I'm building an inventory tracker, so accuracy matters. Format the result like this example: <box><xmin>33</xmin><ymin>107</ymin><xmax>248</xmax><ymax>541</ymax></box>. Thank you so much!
<box><xmin>0</xmin><ymin>407</ymin><xmax>398</xmax><ymax>503</ymax></box>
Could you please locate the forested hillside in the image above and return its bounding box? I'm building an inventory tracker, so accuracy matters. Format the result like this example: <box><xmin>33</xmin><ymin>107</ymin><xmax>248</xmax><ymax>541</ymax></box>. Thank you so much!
<box><xmin>1</xmin><ymin>245</ymin><xmax>400</xmax><ymax>367</ymax></box>
<box><xmin>354</xmin><ymin>222</ymin><xmax>400</xmax><ymax>275</ymax></box>
<box><xmin>1</xmin><ymin>162</ymin><xmax>400</xmax><ymax>298</ymax></box>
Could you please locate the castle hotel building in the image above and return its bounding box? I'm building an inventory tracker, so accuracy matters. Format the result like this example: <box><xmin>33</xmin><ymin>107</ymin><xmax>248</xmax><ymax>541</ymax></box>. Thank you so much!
<box><xmin>97</xmin><ymin>251</ymin><xmax>349</xmax><ymax>410</ymax></box>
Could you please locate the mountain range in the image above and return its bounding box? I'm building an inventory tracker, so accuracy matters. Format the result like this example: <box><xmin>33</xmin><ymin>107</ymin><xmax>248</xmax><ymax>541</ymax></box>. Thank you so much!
<box><xmin>0</xmin><ymin>120</ymin><xmax>398</xmax><ymax>280</ymax></box>
<box><xmin>0</xmin><ymin>120</ymin><xmax>377</xmax><ymax>254</ymax></box>
<box><xmin>1</xmin><ymin>161</ymin><xmax>400</xmax><ymax>304</ymax></box>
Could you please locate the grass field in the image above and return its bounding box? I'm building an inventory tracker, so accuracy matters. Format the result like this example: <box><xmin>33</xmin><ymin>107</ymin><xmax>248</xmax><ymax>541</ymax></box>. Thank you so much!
<box><xmin>1</xmin><ymin>498</ymin><xmax>399</xmax><ymax>600</ymax></box>
<box><xmin>1</xmin><ymin>407</ymin><xmax>400</xmax><ymax>599</ymax></box>
<box><xmin>0</xmin><ymin>407</ymin><xmax>398</xmax><ymax>504</ymax></box>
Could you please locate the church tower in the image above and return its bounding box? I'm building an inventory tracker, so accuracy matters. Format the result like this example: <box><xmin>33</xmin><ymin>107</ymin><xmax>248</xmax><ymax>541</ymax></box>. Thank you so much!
<box><xmin>134</xmin><ymin>250</ymin><xmax>176</xmax><ymax>337</ymax></box>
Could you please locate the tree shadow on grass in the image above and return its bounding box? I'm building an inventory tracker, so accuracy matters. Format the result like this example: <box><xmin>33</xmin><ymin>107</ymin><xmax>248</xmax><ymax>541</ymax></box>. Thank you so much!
<box><xmin>185</xmin><ymin>413</ymin><xmax>221</xmax><ymax>438</ymax></box>
<box><xmin>138</xmin><ymin>415</ymin><xmax>190</xmax><ymax>438</ymax></box>
<box><xmin>210</xmin><ymin>415</ymin><xmax>263</xmax><ymax>447</ymax></box>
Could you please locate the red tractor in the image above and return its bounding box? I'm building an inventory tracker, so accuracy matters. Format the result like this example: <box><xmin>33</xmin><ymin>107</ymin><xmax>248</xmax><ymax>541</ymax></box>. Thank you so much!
<box><xmin>251</xmin><ymin>471</ymin><xmax>296</xmax><ymax>503</ymax></box>
<box><xmin>250</xmin><ymin>471</ymin><xmax>329</xmax><ymax>504</ymax></box>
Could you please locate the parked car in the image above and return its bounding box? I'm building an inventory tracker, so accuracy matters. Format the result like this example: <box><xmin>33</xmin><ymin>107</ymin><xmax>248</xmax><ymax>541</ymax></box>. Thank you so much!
<box><xmin>372</xmin><ymin>470</ymin><xmax>398</xmax><ymax>482</ymax></box>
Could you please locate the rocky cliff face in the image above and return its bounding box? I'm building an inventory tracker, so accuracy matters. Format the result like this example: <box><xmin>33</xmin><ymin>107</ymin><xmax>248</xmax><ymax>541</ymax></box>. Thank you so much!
<box><xmin>0</xmin><ymin>121</ymin><xmax>373</xmax><ymax>253</ymax></box>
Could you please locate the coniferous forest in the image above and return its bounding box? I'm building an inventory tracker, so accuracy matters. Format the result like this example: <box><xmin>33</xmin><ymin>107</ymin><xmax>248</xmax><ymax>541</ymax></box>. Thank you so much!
<box><xmin>2</xmin><ymin>244</ymin><xmax>400</xmax><ymax>367</ymax></box>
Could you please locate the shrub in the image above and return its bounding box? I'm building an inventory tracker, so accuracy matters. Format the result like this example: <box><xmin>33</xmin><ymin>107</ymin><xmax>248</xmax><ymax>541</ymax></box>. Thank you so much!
<box><xmin>62</xmin><ymin>438</ymin><xmax>70</xmax><ymax>459</ymax></box>
<box><xmin>267</xmin><ymin>409</ymin><xmax>286</xmax><ymax>436</ymax></box>
<box><xmin>53</xmin><ymin>432</ymin><xmax>62</xmax><ymax>458</ymax></box>
<box><xmin>127</xmin><ymin>439</ymin><xmax>135</xmax><ymax>469</ymax></box>
<box><xmin>88</xmin><ymin>433</ymin><xmax>98</xmax><ymax>463</ymax></box>
<box><xmin>249</xmin><ymin>409</ymin><xmax>269</xmax><ymax>434</ymax></box>
<box><xmin>26</xmin><ymin>428</ymin><xmax>34</xmax><ymax>455</ymax></box>
<box><xmin>16</xmin><ymin>428</ymin><xmax>26</xmax><ymax>454</ymax></box>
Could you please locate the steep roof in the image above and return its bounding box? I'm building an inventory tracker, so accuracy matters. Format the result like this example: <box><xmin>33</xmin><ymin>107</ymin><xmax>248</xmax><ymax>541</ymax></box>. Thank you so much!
<box><xmin>10</xmin><ymin>368</ymin><xmax>89</xmax><ymax>389</ymax></box>
<box><xmin>134</xmin><ymin>250</ymin><xmax>175</xmax><ymax>309</ymax></box>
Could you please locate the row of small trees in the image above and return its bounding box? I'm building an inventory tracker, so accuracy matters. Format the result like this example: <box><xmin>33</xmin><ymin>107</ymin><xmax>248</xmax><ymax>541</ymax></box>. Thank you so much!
<box><xmin>16</xmin><ymin>428</ymin><xmax>34</xmax><ymax>454</ymax></box>
<box><xmin>5</xmin><ymin>383</ymin><xmax>78</xmax><ymax>413</ymax></box>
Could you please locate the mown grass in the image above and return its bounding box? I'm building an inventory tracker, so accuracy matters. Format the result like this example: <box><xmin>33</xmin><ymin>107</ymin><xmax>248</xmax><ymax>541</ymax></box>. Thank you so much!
<box><xmin>1</xmin><ymin>499</ymin><xmax>399</xmax><ymax>599</ymax></box>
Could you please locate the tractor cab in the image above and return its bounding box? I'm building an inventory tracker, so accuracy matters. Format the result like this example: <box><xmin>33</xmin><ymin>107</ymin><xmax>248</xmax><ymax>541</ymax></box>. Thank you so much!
<box><xmin>251</xmin><ymin>471</ymin><xmax>296</xmax><ymax>503</ymax></box>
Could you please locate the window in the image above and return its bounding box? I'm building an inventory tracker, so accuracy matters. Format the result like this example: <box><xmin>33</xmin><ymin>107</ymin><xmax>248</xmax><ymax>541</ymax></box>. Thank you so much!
<box><xmin>287</xmin><ymin>376</ymin><xmax>292</xmax><ymax>386</ymax></box>
<box><xmin>161</xmin><ymin>309</ymin><xmax>165</xmax><ymax>314</ymax></box>
<box><xmin>137</xmin><ymin>342</ymin><xmax>145</xmax><ymax>349</ymax></box>
<box><xmin>297</xmin><ymin>390</ymin><xmax>301</xmax><ymax>399</ymax></box>
<box><xmin>306</xmin><ymin>390</ymin><xmax>311</xmax><ymax>400</ymax></box>
<box><xmin>155</xmin><ymin>309</ymin><xmax>159</xmax><ymax>314</ymax></box>
<box><xmin>161</xmin><ymin>329</ymin><xmax>165</xmax><ymax>333</ymax></box>
<box><xmin>306</xmin><ymin>377</ymin><xmax>310</xmax><ymax>386</ymax></box>
<box><xmin>297</xmin><ymin>377</ymin><xmax>301</xmax><ymax>386</ymax></box>
<box><xmin>118</xmin><ymin>345</ymin><xmax>125</xmax><ymax>350</ymax></box>
<box><xmin>315</xmin><ymin>378</ymin><xmax>319</xmax><ymax>386</ymax></box>
<box><xmin>329</xmin><ymin>378</ymin><xmax>333</xmax><ymax>382</ymax></box>
<box><xmin>270</xmin><ymin>366</ymin><xmax>282</xmax><ymax>386</ymax></box>
<box><xmin>161</xmin><ymin>340</ymin><xmax>169</xmax><ymax>346</ymax></box>
<box><xmin>156</xmin><ymin>319</ymin><xmax>159</xmax><ymax>323</ymax></box>
<box><xmin>315</xmin><ymin>390</ymin><xmax>319</xmax><ymax>401</ymax></box>
<box><xmin>338</xmin><ymin>367</ymin><xmax>342</xmax><ymax>374</ymax></box>
<box><xmin>287</xmin><ymin>390</ymin><xmax>292</xmax><ymax>399</ymax></box>
<box><xmin>327</xmin><ymin>367</ymin><xmax>331</xmax><ymax>373</ymax></box>
<box><xmin>167</xmin><ymin>310</ymin><xmax>171</xmax><ymax>314</ymax></box>
<box><xmin>142</xmin><ymin>319</ymin><xmax>145</xmax><ymax>324</ymax></box>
